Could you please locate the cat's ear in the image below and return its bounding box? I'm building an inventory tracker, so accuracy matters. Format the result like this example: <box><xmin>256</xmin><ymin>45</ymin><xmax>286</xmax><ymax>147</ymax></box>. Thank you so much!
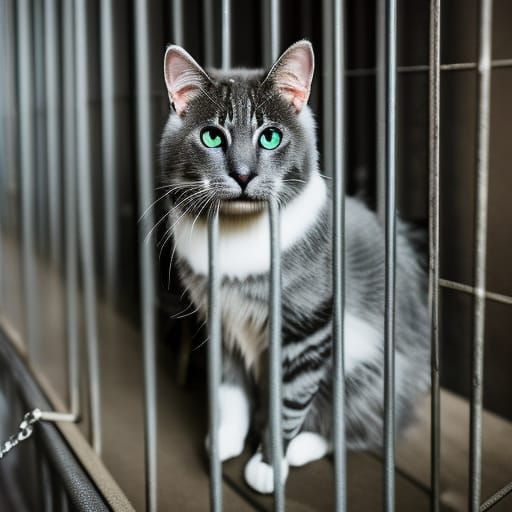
<box><xmin>264</xmin><ymin>40</ymin><xmax>314</xmax><ymax>113</ymax></box>
<box><xmin>164</xmin><ymin>45</ymin><xmax>211</xmax><ymax>116</ymax></box>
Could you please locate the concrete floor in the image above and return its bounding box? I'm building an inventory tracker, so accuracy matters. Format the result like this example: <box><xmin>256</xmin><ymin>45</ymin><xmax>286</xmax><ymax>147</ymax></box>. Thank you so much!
<box><xmin>1</xmin><ymin>236</ymin><xmax>511</xmax><ymax>511</ymax></box>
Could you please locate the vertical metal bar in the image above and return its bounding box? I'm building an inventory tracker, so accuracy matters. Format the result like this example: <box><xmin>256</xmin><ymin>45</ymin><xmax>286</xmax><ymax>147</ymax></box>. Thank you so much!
<box><xmin>203</xmin><ymin>0</ymin><xmax>214</xmax><ymax>68</ymax></box>
<box><xmin>134</xmin><ymin>0</ymin><xmax>158</xmax><ymax>510</ymax></box>
<box><xmin>100</xmin><ymin>0</ymin><xmax>118</xmax><ymax>301</ymax></box>
<box><xmin>44</xmin><ymin>0</ymin><xmax>61</xmax><ymax>266</ymax></box>
<box><xmin>204</xmin><ymin>4</ymin><xmax>233</xmax><ymax>511</ymax></box>
<box><xmin>63</xmin><ymin>0</ymin><xmax>80</xmax><ymax>418</ymax></box>
<box><xmin>321</xmin><ymin>0</ymin><xmax>334</xmax><ymax>175</ymax></box>
<box><xmin>0</xmin><ymin>0</ymin><xmax>5</xmax><ymax>311</ymax></box>
<box><xmin>262</xmin><ymin>0</ymin><xmax>271</xmax><ymax>67</ymax></box>
<box><xmin>172</xmin><ymin>0</ymin><xmax>184</xmax><ymax>46</ymax></box>
<box><xmin>332</xmin><ymin>0</ymin><xmax>347</xmax><ymax>510</ymax></box>
<box><xmin>376</xmin><ymin>0</ymin><xmax>386</xmax><ymax>221</ymax></box>
<box><xmin>207</xmin><ymin>212</ymin><xmax>222</xmax><ymax>512</ymax></box>
<box><xmin>268</xmin><ymin>4</ymin><xmax>283</xmax><ymax>511</ymax></box>
<box><xmin>428</xmin><ymin>1</ymin><xmax>441</xmax><ymax>511</ymax></box>
<box><xmin>269</xmin><ymin>0</ymin><xmax>280</xmax><ymax>62</ymax></box>
<box><xmin>268</xmin><ymin>200</ymin><xmax>284</xmax><ymax>512</ymax></box>
<box><xmin>221</xmin><ymin>0</ymin><xmax>231</xmax><ymax>70</ymax></box>
<box><xmin>17</xmin><ymin>0</ymin><xmax>40</xmax><ymax>359</ymax></box>
<box><xmin>1</xmin><ymin>0</ymin><xmax>17</xmax><ymax>237</ymax></box>
<box><xmin>383</xmin><ymin>0</ymin><xmax>397</xmax><ymax>510</ymax></box>
<box><xmin>470</xmin><ymin>1</ymin><xmax>493</xmax><ymax>510</ymax></box>
<box><xmin>74</xmin><ymin>0</ymin><xmax>102</xmax><ymax>454</ymax></box>
<box><xmin>34</xmin><ymin>0</ymin><xmax>48</xmax><ymax>257</ymax></box>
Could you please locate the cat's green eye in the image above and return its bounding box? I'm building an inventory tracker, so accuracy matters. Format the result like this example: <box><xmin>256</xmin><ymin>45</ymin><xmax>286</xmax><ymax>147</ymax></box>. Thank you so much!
<box><xmin>201</xmin><ymin>127</ymin><xmax>224</xmax><ymax>149</ymax></box>
<box><xmin>259</xmin><ymin>128</ymin><xmax>282</xmax><ymax>150</ymax></box>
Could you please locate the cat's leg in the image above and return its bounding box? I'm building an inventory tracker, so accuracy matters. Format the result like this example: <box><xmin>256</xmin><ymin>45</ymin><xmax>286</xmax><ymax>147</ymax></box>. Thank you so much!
<box><xmin>206</xmin><ymin>349</ymin><xmax>251</xmax><ymax>461</ymax></box>
<box><xmin>244</xmin><ymin>328</ymin><xmax>331</xmax><ymax>493</ymax></box>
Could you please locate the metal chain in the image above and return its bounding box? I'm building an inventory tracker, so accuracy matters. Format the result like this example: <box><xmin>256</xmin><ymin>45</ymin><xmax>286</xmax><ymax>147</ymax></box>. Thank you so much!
<box><xmin>0</xmin><ymin>408</ymin><xmax>42</xmax><ymax>460</ymax></box>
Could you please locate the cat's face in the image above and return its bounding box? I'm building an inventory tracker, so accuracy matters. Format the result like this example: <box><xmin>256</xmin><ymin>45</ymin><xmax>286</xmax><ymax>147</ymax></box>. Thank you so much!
<box><xmin>160</xmin><ymin>41</ymin><xmax>317</xmax><ymax>217</ymax></box>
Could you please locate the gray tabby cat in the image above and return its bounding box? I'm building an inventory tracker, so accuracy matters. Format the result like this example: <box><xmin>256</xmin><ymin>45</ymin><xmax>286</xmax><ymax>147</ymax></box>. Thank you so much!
<box><xmin>160</xmin><ymin>40</ymin><xmax>429</xmax><ymax>494</ymax></box>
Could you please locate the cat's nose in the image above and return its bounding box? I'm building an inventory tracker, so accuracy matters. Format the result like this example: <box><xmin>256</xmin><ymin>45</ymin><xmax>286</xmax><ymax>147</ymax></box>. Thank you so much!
<box><xmin>229</xmin><ymin>165</ymin><xmax>256</xmax><ymax>191</ymax></box>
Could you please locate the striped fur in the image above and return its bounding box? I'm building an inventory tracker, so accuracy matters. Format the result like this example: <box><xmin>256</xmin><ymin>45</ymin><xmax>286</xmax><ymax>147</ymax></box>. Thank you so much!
<box><xmin>160</xmin><ymin>42</ymin><xmax>429</xmax><ymax>491</ymax></box>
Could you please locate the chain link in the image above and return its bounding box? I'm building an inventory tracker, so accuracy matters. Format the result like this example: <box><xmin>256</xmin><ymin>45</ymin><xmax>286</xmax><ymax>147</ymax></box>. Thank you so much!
<box><xmin>0</xmin><ymin>409</ymin><xmax>42</xmax><ymax>460</ymax></box>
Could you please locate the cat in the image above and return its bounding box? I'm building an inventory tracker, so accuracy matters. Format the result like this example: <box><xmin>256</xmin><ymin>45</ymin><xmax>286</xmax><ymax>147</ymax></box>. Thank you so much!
<box><xmin>159</xmin><ymin>40</ymin><xmax>429</xmax><ymax>494</ymax></box>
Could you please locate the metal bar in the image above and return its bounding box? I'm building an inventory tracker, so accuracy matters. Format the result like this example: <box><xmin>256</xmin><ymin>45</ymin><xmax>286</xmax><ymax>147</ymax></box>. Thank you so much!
<box><xmin>62</xmin><ymin>0</ymin><xmax>80</xmax><ymax>419</ymax></box>
<box><xmin>268</xmin><ymin>200</ymin><xmax>284</xmax><ymax>512</ymax></box>
<box><xmin>332</xmin><ymin>1</ymin><xmax>347</xmax><ymax>511</ymax></box>
<box><xmin>221</xmin><ymin>0</ymin><xmax>231</xmax><ymax>70</ymax></box>
<box><xmin>0</xmin><ymin>0</ymin><xmax>5</xmax><ymax>312</ymax></box>
<box><xmin>480</xmin><ymin>481</ymin><xmax>512</xmax><ymax>511</ymax></box>
<box><xmin>428</xmin><ymin>1</ymin><xmax>441</xmax><ymax>511</ymax></box>
<box><xmin>172</xmin><ymin>0</ymin><xmax>184</xmax><ymax>46</ymax></box>
<box><xmin>1</xmin><ymin>0</ymin><xmax>17</xmax><ymax>236</ymax></box>
<box><xmin>346</xmin><ymin>59</ymin><xmax>512</xmax><ymax>78</ymax></box>
<box><xmin>470</xmin><ymin>2</ymin><xmax>493</xmax><ymax>508</ymax></box>
<box><xmin>207</xmin><ymin>212</ymin><xmax>222</xmax><ymax>512</ymax></box>
<box><xmin>203</xmin><ymin>0</ymin><xmax>214</xmax><ymax>68</ymax></box>
<box><xmin>34</xmin><ymin>0</ymin><xmax>48</xmax><ymax>257</ymax></box>
<box><xmin>376</xmin><ymin>0</ymin><xmax>386</xmax><ymax>221</ymax></box>
<box><xmin>439</xmin><ymin>279</ymin><xmax>512</xmax><ymax>306</ymax></box>
<box><xmin>262</xmin><ymin>0</ymin><xmax>271</xmax><ymax>67</ymax></box>
<box><xmin>134</xmin><ymin>0</ymin><xmax>158</xmax><ymax>509</ymax></box>
<box><xmin>39</xmin><ymin>411</ymin><xmax>77</xmax><ymax>422</ymax></box>
<box><xmin>75</xmin><ymin>0</ymin><xmax>102</xmax><ymax>455</ymax></box>
<box><xmin>267</xmin><ymin>4</ymin><xmax>283</xmax><ymax>510</ymax></box>
<box><xmin>17</xmin><ymin>0</ymin><xmax>40</xmax><ymax>359</ymax></box>
<box><xmin>44</xmin><ymin>0</ymin><xmax>62</xmax><ymax>266</ymax></box>
<box><xmin>100</xmin><ymin>0</ymin><xmax>118</xmax><ymax>301</ymax></box>
<box><xmin>270</xmin><ymin>0</ymin><xmax>280</xmax><ymax>62</ymax></box>
<box><xmin>383</xmin><ymin>0</ymin><xmax>398</xmax><ymax>509</ymax></box>
<box><xmin>321</xmin><ymin>0</ymin><xmax>334</xmax><ymax>175</ymax></box>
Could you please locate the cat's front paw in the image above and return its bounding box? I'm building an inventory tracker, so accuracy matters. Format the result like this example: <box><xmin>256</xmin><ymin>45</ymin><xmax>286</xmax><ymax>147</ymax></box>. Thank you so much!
<box><xmin>205</xmin><ymin>424</ymin><xmax>246</xmax><ymax>462</ymax></box>
<box><xmin>286</xmin><ymin>432</ymin><xmax>331</xmax><ymax>467</ymax></box>
<box><xmin>244</xmin><ymin>451</ymin><xmax>289</xmax><ymax>494</ymax></box>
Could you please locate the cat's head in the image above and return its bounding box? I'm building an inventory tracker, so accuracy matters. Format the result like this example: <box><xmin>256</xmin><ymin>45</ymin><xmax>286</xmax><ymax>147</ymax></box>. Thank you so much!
<box><xmin>160</xmin><ymin>40</ymin><xmax>317</xmax><ymax>217</ymax></box>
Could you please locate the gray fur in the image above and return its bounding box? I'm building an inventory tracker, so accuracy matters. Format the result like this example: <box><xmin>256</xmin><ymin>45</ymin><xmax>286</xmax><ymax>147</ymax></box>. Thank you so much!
<box><xmin>160</xmin><ymin>43</ymin><xmax>429</xmax><ymax>459</ymax></box>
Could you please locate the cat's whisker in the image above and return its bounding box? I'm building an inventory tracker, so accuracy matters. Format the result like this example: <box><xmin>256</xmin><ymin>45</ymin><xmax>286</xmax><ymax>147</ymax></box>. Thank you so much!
<box><xmin>144</xmin><ymin>210</ymin><xmax>170</xmax><ymax>244</ymax></box>
<box><xmin>137</xmin><ymin>189</ymin><xmax>173</xmax><ymax>223</ymax></box>
<box><xmin>171</xmin><ymin>301</ymin><xmax>200</xmax><ymax>320</ymax></box>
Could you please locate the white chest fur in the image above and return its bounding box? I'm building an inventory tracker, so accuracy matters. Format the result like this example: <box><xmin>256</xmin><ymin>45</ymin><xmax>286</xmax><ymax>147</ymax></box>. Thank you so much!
<box><xmin>172</xmin><ymin>172</ymin><xmax>327</xmax><ymax>279</ymax></box>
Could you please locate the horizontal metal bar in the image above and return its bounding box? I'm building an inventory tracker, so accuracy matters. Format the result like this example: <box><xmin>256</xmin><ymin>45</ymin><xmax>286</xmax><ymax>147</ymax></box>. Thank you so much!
<box><xmin>39</xmin><ymin>411</ymin><xmax>78</xmax><ymax>422</ymax></box>
<box><xmin>439</xmin><ymin>279</ymin><xmax>512</xmax><ymax>306</ymax></box>
<box><xmin>480</xmin><ymin>481</ymin><xmax>512</xmax><ymax>511</ymax></box>
<box><xmin>345</xmin><ymin>59</ymin><xmax>512</xmax><ymax>77</ymax></box>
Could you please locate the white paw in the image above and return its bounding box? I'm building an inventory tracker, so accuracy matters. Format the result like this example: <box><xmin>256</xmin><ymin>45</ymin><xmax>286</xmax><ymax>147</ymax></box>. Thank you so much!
<box><xmin>205</xmin><ymin>385</ymin><xmax>249</xmax><ymax>462</ymax></box>
<box><xmin>244</xmin><ymin>451</ymin><xmax>289</xmax><ymax>494</ymax></box>
<box><xmin>286</xmin><ymin>432</ymin><xmax>330</xmax><ymax>467</ymax></box>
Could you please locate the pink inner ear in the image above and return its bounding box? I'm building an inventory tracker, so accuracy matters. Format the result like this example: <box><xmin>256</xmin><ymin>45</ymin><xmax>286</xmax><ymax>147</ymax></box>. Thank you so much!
<box><xmin>273</xmin><ymin>45</ymin><xmax>314</xmax><ymax>112</ymax></box>
<box><xmin>164</xmin><ymin>48</ymin><xmax>205</xmax><ymax>116</ymax></box>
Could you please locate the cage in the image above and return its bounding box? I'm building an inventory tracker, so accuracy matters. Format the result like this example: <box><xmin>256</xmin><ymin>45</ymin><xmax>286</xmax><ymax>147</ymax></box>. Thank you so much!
<box><xmin>0</xmin><ymin>0</ymin><xmax>511</xmax><ymax>511</ymax></box>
